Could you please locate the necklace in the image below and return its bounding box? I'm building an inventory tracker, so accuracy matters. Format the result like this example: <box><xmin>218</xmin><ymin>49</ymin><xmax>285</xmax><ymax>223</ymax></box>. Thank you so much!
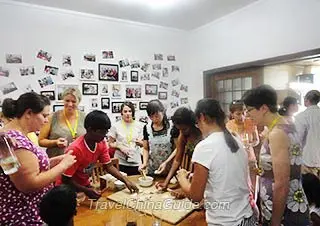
<box><xmin>121</xmin><ymin>120</ymin><xmax>134</xmax><ymax>145</ymax></box>
<box><xmin>256</xmin><ymin>114</ymin><xmax>282</xmax><ymax>176</ymax></box>
<box><xmin>63</xmin><ymin>110</ymin><xmax>79</xmax><ymax>140</ymax></box>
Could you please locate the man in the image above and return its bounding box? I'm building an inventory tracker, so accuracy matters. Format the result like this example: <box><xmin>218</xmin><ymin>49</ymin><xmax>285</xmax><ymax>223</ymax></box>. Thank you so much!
<box><xmin>57</xmin><ymin>110</ymin><xmax>138</xmax><ymax>199</ymax></box>
<box><xmin>295</xmin><ymin>90</ymin><xmax>320</xmax><ymax>178</ymax></box>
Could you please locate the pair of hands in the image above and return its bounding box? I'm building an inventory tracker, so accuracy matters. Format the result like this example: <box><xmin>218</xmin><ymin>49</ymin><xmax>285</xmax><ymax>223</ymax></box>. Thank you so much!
<box><xmin>155</xmin><ymin>169</ymin><xmax>191</xmax><ymax>191</ymax></box>
<box><xmin>85</xmin><ymin>179</ymin><xmax>139</xmax><ymax>200</ymax></box>
<box><xmin>56</xmin><ymin>137</ymin><xmax>68</xmax><ymax>148</ymax></box>
<box><xmin>51</xmin><ymin>150</ymin><xmax>77</xmax><ymax>171</ymax></box>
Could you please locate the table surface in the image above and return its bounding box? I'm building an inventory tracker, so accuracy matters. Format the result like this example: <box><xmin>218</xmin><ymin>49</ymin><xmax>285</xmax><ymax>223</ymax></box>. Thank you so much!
<box><xmin>74</xmin><ymin>175</ymin><xmax>207</xmax><ymax>226</ymax></box>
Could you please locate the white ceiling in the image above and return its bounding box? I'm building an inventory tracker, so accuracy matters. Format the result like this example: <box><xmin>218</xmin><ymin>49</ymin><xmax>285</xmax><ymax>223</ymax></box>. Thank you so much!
<box><xmin>9</xmin><ymin>0</ymin><xmax>257</xmax><ymax>30</ymax></box>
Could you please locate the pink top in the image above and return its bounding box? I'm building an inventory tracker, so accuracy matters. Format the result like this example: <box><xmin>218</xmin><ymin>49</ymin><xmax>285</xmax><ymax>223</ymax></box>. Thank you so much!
<box><xmin>0</xmin><ymin>130</ymin><xmax>53</xmax><ymax>225</ymax></box>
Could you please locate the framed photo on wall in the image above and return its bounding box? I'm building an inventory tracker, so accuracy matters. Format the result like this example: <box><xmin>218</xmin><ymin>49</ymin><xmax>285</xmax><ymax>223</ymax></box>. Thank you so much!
<box><xmin>112</xmin><ymin>102</ymin><xmax>124</xmax><ymax>113</ymax></box>
<box><xmin>82</xmin><ymin>83</ymin><xmax>98</xmax><ymax>95</ymax></box>
<box><xmin>56</xmin><ymin>84</ymin><xmax>78</xmax><ymax>101</ymax></box>
<box><xmin>145</xmin><ymin>84</ymin><xmax>158</xmax><ymax>95</ymax></box>
<box><xmin>125</xmin><ymin>85</ymin><xmax>142</xmax><ymax>99</ymax></box>
<box><xmin>131</xmin><ymin>71</ymin><xmax>139</xmax><ymax>82</ymax></box>
<box><xmin>158</xmin><ymin>91</ymin><xmax>167</xmax><ymax>100</ymax></box>
<box><xmin>139</xmin><ymin>102</ymin><xmax>149</xmax><ymax>110</ymax></box>
<box><xmin>100</xmin><ymin>84</ymin><xmax>109</xmax><ymax>96</ymax></box>
<box><xmin>99</xmin><ymin>64</ymin><xmax>119</xmax><ymax>81</ymax></box>
<box><xmin>101</xmin><ymin>98</ymin><xmax>110</xmax><ymax>110</ymax></box>
<box><xmin>53</xmin><ymin>105</ymin><xmax>64</xmax><ymax>112</ymax></box>
<box><xmin>40</xmin><ymin>90</ymin><xmax>55</xmax><ymax>101</ymax></box>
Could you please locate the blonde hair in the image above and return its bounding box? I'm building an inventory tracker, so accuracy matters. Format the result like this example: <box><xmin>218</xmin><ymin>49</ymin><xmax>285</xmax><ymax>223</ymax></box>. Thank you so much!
<box><xmin>62</xmin><ymin>88</ymin><xmax>82</xmax><ymax>103</ymax></box>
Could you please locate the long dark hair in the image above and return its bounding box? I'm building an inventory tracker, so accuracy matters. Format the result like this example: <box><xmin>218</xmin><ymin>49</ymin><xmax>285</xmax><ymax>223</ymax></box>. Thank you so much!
<box><xmin>2</xmin><ymin>92</ymin><xmax>50</xmax><ymax>119</ymax></box>
<box><xmin>146</xmin><ymin>99</ymin><xmax>169</xmax><ymax>127</ymax></box>
<box><xmin>171</xmin><ymin>107</ymin><xmax>196</xmax><ymax>126</ymax></box>
<box><xmin>195</xmin><ymin>98</ymin><xmax>239</xmax><ymax>153</ymax></box>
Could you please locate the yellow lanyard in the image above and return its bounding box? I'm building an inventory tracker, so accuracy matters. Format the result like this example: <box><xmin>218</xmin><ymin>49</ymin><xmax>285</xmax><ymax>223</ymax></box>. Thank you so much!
<box><xmin>122</xmin><ymin>120</ymin><xmax>134</xmax><ymax>145</ymax></box>
<box><xmin>257</xmin><ymin>114</ymin><xmax>282</xmax><ymax>176</ymax></box>
<box><xmin>64</xmin><ymin>110</ymin><xmax>79</xmax><ymax>140</ymax></box>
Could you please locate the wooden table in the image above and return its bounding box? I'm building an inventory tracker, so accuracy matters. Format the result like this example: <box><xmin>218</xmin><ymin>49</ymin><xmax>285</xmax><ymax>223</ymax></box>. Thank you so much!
<box><xmin>74</xmin><ymin>175</ymin><xmax>207</xmax><ymax>226</ymax></box>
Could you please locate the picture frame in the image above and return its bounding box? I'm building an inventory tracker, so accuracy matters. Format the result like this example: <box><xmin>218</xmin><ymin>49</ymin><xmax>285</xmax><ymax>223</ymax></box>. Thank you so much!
<box><xmin>82</xmin><ymin>83</ymin><xmax>98</xmax><ymax>95</ymax></box>
<box><xmin>112</xmin><ymin>102</ymin><xmax>124</xmax><ymax>113</ymax></box>
<box><xmin>130</xmin><ymin>71</ymin><xmax>139</xmax><ymax>82</ymax></box>
<box><xmin>90</xmin><ymin>98</ymin><xmax>99</xmax><ymax>108</ymax></box>
<box><xmin>53</xmin><ymin>105</ymin><xmax>64</xmax><ymax>112</ymax></box>
<box><xmin>98</xmin><ymin>63</ymin><xmax>119</xmax><ymax>81</ymax></box>
<box><xmin>101</xmin><ymin>98</ymin><xmax>110</xmax><ymax>110</ymax></box>
<box><xmin>100</xmin><ymin>84</ymin><xmax>109</xmax><ymax>96</ymax></box>
<box><xmin>80</xmin><ymin>69</ymin><xmax>95</xmax><ymax>81</ymax></box>
<box><xmin>145</xmin><ymin>84</ymin><xmax>158</xmax><ymax>95</ymax></box>
<box><xmin>139</xmin><ymin>102</ymin><xmax>149</xmax><ymax>110</ymax></box>
<box><xmin>125</xmin><ymin>85</ymin><xmax>142</xmax><ymax>99</ymax></box>
<box><xmin>158</xmin><ymin>92</ymin><xmax>167</xmax><ymax>100</ymax></box>
<box><xmin>40</xmin><ymin>90</ymin><xmax>55</xmax><ymax>101</ymax></box>
<box><xmin>55</xmin><ymin>84</ymin><xmax>78</xmax><ymax>101</ymax></box>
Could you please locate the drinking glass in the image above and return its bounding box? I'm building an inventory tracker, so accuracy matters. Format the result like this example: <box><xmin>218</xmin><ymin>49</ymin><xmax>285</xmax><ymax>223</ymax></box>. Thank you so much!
<box><xmin>0</xmin><ymin>134</ymin><xmax>20</xmax><ymax>175</ymax></box>
<box><xmin>242</xmin><ymin>118</ymin><xmax>259</xmax><ymax>148</ymax></box>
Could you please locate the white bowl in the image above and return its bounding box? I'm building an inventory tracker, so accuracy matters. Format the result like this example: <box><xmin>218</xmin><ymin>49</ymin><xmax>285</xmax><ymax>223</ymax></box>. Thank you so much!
<box><xmin>114</xmin><ymin>180</ymin><xmax>125</xmax><ymax>190</ymax></box>
<box><xmin>138</xmin><ymin>176</ymin><xmax>154</xmax><ymax>187</ymax></box>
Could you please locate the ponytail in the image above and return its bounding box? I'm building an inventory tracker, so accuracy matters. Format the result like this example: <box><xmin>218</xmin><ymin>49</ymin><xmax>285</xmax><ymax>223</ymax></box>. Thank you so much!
<box><xmin>2</xmin><ymin>93</ymin><xmax>50</xmax><ymax>119</ymax></box>
<box><xmin>2</xmin><ymin>98</ymin><xmax>18</xmax><ymax>119</ymax></box>
<box><xmin>217</xmin><ymin>118</ymin><xmax>239</xmax><ymax>153</ymax></box>
<box><xmin>196</xmin><ymin>98</ymin><xmax>239</xmax><ymax>153</ymax></box>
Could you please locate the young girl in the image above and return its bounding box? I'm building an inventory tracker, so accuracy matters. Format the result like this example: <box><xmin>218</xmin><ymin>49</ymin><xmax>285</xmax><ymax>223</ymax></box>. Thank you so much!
<box><xmin>177</xmin><ymin>98</ymin><xmax>255</xmax><ymax>225</ymax></box>
<box><xmin>140</xmin><ymin>100</ymin><xmax>177</xmax><ymax>175</ymax></box>
<box><xmin>156</xmin><ymin>107</ymin><xmax>202</xmax><ymax>192</ymax></box>
<box><xmin>302</xmin><ymin>173</ymin><xmax>320</xmax><ymax>226</ymax></box>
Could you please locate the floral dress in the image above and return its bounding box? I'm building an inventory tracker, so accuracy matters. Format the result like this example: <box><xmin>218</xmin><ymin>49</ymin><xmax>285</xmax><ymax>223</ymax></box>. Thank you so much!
<box><xmin>0</xmin><ymin>130</ymin><xmax>53</xmax><ymax>225</ymax></box>
<box><xmin>259</xmin><ymin>124</ymin><xmax>310</xmax><ymax>225</ymax></box>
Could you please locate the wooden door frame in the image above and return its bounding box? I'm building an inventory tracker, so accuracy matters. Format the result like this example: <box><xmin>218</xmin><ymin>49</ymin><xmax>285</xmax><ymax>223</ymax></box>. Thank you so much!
<box><xmin>203</xmin><ymin>48</ymin><xmax>320</xmax><ymax>98</ymax></box>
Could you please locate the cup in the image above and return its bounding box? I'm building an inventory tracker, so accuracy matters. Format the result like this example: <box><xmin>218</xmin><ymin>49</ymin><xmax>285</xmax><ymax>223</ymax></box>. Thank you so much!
<box><xmin>0</xmin><ymin>134</ymin><xmax>20</xmax><ymax>175</ymax></box>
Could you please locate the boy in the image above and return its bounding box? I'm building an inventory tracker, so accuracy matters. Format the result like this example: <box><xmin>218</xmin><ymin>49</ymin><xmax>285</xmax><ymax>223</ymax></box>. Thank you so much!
<box><xmin>40</xmin><ymin>185</ymin><xmax>77</xmax><ymax>226</ymax></box>
<box><xmin>57</xmin><ymin>110</ymin><xmax>138</xmax><ymax>199</ymax></box>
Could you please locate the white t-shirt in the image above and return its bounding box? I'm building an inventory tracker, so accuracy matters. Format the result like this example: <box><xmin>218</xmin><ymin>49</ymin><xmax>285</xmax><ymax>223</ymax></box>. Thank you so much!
<box><xmin>192</xmin><ymin>132</ymin><xmax>253</xmax><ymax>226</ymax></box>
<box><xmin>109</xmin><ymin>120</ymin><xmax>143</xmax><ymax>166</ymax></box>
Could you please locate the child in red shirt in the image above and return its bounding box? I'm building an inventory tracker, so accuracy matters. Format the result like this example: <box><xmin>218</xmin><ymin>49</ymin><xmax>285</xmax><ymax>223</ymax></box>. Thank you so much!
<box><xmin>57</xmin><ymin>110</ymin><xmax>138</xmax><ymax>199</ymax></box>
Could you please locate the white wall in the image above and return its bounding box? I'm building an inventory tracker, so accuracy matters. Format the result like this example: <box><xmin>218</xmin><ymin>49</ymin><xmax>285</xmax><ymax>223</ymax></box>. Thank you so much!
<box><xmin>187</xmin><ymin>0</ymin><xmax>320</xmax><ymax>107</ymax></box>
<box><xmin>0</xmin><ymin>0</ymin><xmax>189</xmax><ymax>122</ymax></box>
<box><xmin>2</xmin><ymin>0</ymin><xmax>320</xmax><ymax>115</ymax></box>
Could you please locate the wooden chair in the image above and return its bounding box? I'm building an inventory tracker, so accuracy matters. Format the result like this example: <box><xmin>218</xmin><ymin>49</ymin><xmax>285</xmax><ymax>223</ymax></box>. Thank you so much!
<box><xmin>90</xmin><ymin>158</ymin><xmax>119</xmax><ymax>188</ymax></box>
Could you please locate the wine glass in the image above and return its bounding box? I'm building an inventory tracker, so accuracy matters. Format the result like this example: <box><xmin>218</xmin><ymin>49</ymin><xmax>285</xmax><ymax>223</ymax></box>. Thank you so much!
<box><xmin>241</xmin><ymin>118</ymin><xmax>259</xmax><ymax>148</ymax></box>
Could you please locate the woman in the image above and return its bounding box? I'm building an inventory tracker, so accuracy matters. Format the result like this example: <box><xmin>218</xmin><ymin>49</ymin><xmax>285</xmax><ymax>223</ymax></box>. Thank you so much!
<box><xmin>226</xmin><ymin>100</ymin><xmax>245</xmax><ymax>135</ymax></box>
<box><xmin>176</xmin><ymin>98</ymin><xmax>255</xmax><ymax>225</ymax></box>
<box><xmin>156</xmin><ymin>107</ymin><xmax>202</xmax><ymax>191</ymax></box>
<box><xmin>0</xmin><ymin>92</ymin><xmax>76</xmax><ymax>225</ymax></box>
<box><xmin>243</xmin><ymin>85</ymin><xmax>309</xmax><ymax>225</ymax></box>
<box><xmin>39</xmin><ymin>88</ymin><xmax>86</xmax><ymax>157</ymax></box>
<box><xmin>0</xmin><ymin>102</ymin><xmax>39</xmax><ymax>145</ymax></box>
<box><xmin>109</xmin><ymin>102</ymin><xmax>144</xmax><ymax>175</ymax></box>
<box><xmin>278</xmin><ymin>96</ymin><xmax>299</xmax><ymax>123</ymax></box>
<box><xmin>140</xmin><ymin>100</ymin><xmax>178</xmax><ymax>175</ymax></box>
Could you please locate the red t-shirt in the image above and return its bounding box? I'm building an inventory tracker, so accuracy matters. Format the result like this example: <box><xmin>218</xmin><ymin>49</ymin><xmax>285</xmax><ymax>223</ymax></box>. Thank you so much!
<box><xmin>56</xmin><ymin>135</ymin><xmax>111</xmax><ymax>186</ymax></box>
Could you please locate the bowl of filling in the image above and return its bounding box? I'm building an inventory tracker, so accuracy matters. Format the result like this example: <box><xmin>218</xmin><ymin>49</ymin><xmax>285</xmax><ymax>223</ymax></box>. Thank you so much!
<box><xmin>138</xmin><ymin>176</ymin><xmax>154</xmax><ymax>187</ymax></box>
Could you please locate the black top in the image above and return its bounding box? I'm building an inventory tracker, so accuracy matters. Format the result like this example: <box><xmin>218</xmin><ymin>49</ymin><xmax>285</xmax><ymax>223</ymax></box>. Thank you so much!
<box><xmin>143</xmin><ymin>120</ymin><xmax>179</xmax><ymax>145</ymax></box>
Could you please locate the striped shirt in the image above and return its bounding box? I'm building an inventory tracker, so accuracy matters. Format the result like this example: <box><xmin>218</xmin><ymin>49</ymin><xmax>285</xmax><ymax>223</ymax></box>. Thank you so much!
<box><xmin>295</xmin><ymin>105</ymin><xmax>320</xmax><ymax>167</ymax></box>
